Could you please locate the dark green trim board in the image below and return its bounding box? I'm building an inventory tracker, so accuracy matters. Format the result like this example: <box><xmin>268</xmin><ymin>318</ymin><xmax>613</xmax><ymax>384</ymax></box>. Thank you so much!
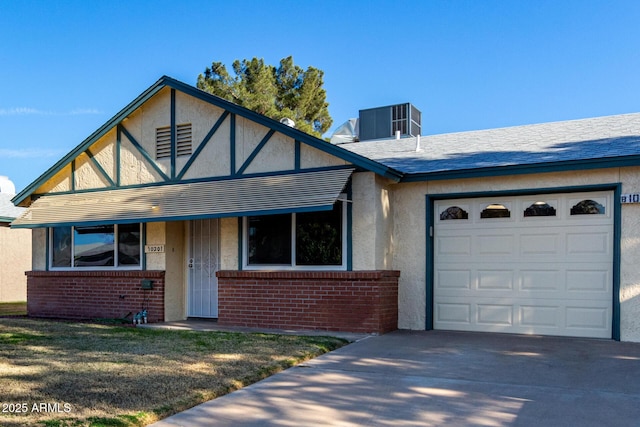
<box><xmin>13</xmin><ymin>79</ymin><xmax>168</xmax><ymax>205</ymax></box>
<box><xmin>402</xmin><ymin>156</ymin><xmax>640</xmax><ymax>183</ymax></box>
<box><xmin>118</xmin><ymin>125</ymin><xmax>171</xmax><ymax>182</ymax></box>
<box><xmin>170</xmin><ymin>89</ymin><xmax>176</xmax><ymax>179</ymax></box>
<box><xmin>237</xmin><ymin>217</ymin><xmax>243</xmax><ymax>271</ymax></box>
<box><xmin>425</xmin><ymin>195</ymin><xmax>434</xmax><ymax>330</ymax></box>
<box><xmin>85</xmin><ymin>149</ymin><xmax>116</xmax><ymax>187</ymax></box>
<box><xmin>177</xmin><ymin>111</ymin><xmax>229</xmax><ymax>180</ymax></box>
<box><xmin>230</xmin><ymin>114</ymin><xmax>236</xmax><ymax>175</ymax></box>
<box><xmin>236</xmin><ymin>129</ymin><xmax>276</xmax><ymax>175</ymax></box>
<box><xmin>613</xmin><ymin>183</ymin><xmax>622</xmax><ymax>341</ymax></box>
<box><xmin>116</xmin><ymin>127</ymin><xmax>121</xmax><ymax>186</ymax></box>
<box><xmin>425</xmin><ymin>183</ymin><xmax>622</xmax><ymax>340</ymax></box>
<box><xmin>13</xmin><ymin>75</ymin><xmax>401</xmax><ymax>206</ymax></box>
<box><xmin>294</xmin><ymin>140</ymin><xmax>301</xmax><ymax>170</ymax></box>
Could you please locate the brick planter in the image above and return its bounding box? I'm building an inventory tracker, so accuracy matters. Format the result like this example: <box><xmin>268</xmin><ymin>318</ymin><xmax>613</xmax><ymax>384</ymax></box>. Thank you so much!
<box><xmin>26</xmin><ymin>270</ymin><xmax>165</xmax><ymax>322</ymax></box>
<box><xmin>216</xmin><ymin>270</ymin><xmax>399</xmax><ymax>334</ymax></box>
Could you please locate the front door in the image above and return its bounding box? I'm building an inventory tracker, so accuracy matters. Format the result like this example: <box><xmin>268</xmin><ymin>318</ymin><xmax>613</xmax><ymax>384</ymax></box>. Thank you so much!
<box><xmin>188</xmin><ymin>218</ymin><xmax>219</xmax><ymax>318</ymax></box>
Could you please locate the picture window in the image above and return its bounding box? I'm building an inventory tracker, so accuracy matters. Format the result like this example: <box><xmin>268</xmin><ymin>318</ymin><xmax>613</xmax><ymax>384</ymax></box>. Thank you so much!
<box><xmin>245</xmin><ymin>201</ymin><xmax>346</xmax><ymax>269</ymax></box>
<box><xmin>50</xmin><ymin>224</ymin><xmax>142</xmax><ymax>269</ymax></box>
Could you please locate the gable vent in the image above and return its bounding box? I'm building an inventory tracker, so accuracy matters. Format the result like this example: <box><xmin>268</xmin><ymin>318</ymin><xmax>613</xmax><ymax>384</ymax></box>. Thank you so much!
<box><xmin>156</xmin><ymin>126</ymin><xmax>171</xmax><ymax>159</ymax></box>
<box><xmin>155</xmin><ymin>123</ymin><xmax>192</xmax><ymax>159</ymax></box>
<box><xmin>176</xmin><ymin>123</ymin><xmax>192</xmax><ymax>157</ymax></box>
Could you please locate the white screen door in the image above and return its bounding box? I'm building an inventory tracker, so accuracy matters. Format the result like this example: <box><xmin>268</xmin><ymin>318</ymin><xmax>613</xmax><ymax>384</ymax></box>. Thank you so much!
<box><xmin>188</xmin><ymin>218</ymin><xmax>219</xmax><ymax>318</ymax></box>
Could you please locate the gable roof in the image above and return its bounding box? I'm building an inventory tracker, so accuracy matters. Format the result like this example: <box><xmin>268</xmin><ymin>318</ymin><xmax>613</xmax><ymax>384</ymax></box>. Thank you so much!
<box><xmin>13</xmin><ymin>76</ymin><xmax>402</xmax><ymax>206</ymax></box>
<box><xmin>342</xmin><ymin>113</ymin><xmax>640</xmax><ymax>181</ymax></box>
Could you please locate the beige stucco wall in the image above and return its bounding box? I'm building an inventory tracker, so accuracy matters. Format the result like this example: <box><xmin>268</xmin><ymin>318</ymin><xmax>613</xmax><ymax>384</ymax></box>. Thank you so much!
<box><xmin>0</xmin><ymin>226</ymin><xmax>31</xmax><ymax>301</ymax></box>
<box><xmin>31</xmin><ymin>228</ymin><xmax>47</xmax><ymax>271</ymax></box>
<box><xmin>389</xmin><ymin>166</ymin><xmax>640</xmax><ymax>342</ymax></box>
<box><xmin>164</xmin><ymin>221</ymin><xmax>185</xmax><ymax>321</ymax></box>
<box><xmin>220</xmin><ymin>217</ymin><xmax>239</xmax><ymax>270</ymax></box>
<box><xmin>351</xmin><ymin>172</ymin><xmax>394</xmax><ymax>270</ymax></box>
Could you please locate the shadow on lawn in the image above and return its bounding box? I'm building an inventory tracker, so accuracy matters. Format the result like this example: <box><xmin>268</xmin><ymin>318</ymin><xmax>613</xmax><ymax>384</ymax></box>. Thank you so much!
<box><xmin>0</xmin><ymin>318</ymin><xmax>345</xmax><ymax>426</ymax></box>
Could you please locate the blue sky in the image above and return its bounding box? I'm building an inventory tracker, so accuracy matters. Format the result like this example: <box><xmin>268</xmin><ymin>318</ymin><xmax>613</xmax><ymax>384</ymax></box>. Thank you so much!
<box><xmin>1</xmin><ymin>0</ymin><xmax>640</xmax><ymax>193</ymax></box>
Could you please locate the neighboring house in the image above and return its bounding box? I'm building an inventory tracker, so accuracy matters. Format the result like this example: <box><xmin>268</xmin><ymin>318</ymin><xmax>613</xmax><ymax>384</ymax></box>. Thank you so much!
<box><xmin>0</xmin><ymin>176</ymin><xmax>31</xmax><ymax>302</ymax></box>
<box><xmin>11</xmin><ymin>76</ymin><xmax>640</xmax><ymax>341</ymax></box>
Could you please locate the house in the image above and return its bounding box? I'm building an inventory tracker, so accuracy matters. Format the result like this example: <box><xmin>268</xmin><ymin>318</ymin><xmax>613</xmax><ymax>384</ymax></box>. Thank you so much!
<box><xmin>11</xmin><ymin>76</ymin><xmax>640</xmax><ymax>341</ymax></box>
<box><xmin>0</xmin><ymin>176</ymin><xmax>31</xmax><ymax>302</ymax></box>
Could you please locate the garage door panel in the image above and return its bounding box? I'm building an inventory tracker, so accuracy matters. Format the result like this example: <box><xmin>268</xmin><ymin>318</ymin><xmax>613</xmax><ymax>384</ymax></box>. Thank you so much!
<box><xmin>436</xmin><ymin>235</ymin><xmax>472</xmax><ymax>255</ymax></box>
<box><xmin>520</xmin><ymin>269</ymin><xmax>562</xmax><ymax>293</ymax></box>
<box><xmin>477</xmin><ymin>234</ymin><xmax>515</xmax><ymax>255</ymax></box>
<box><xmin>436</xmin><ymin>269</ymin><xmax>472</xmax><ymax>289</ymax></box>
<box><xmin>520</xmin><ymin>233</ymin><xmax>560</xmax><ymax>255</ymax></box>
<box><xmin>566</xmin><ymin>306</ymin><xmax>610</xmax><ymax>332</ymax></box>
<box><xmin>566</xmin><ymin>269</ymin><xmax>610</xmax><ymax>293</ymax></box>
<box><xmin>566</xmin><ymin>231</ymin><xmax>611</xmax><ymax>256</ymax></box>
<box><xmin>478</xmin><ymin>270</ymin><xmax>514</xmax><ymax>290</ymax></box>
<box><xmin>436</xmin><ymin>303</ymin><xmax>471</xmax><ymax>324</ymax></box>
<box><xmin>477</xmin><ymin>304</ymin><xmax>513</xmax><ymax>326</ymax></box>
<box><xmin>434</xmin><ymin>191</ymin><xmax>613</xmax><ymax>338</ymax></box>
<box><xmin>520</xmin><ymin>305</ymin><xmax>560</xmax><ymax>328</ymax></box>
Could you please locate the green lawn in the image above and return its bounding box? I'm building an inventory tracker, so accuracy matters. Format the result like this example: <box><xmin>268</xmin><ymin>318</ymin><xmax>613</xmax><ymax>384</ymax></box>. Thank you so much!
<box><xmin>0</xmin><ymin>318</ymin><xmax>347</xmax><ymax>427</ymax></box>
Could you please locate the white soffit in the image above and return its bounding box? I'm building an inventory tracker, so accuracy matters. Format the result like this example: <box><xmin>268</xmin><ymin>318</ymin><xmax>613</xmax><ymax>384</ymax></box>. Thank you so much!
<box><xmin>12</xmin><ymin>168</ymin><xmax>353</xmax><ymax>228</ymax></box>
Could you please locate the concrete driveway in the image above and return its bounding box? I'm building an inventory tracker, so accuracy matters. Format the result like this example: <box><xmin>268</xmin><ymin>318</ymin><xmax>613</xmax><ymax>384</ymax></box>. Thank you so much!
<box><xmin>151</xmin><ymin>330</ymin><xmax>640</xmax><ymax>426</ymax></box>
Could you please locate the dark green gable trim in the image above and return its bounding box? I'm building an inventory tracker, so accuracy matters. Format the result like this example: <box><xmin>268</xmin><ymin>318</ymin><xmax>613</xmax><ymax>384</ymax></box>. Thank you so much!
<box><xmin>119</xmin><ymin>125</ymin><xmax>170</xmax><ymax>182</ymax></box>
<box><xmin>236</xmin><ymin>129</ymin><xmax>276</xmax><ymax>175</ymax></box>
<box><xmin>85</xmin><ymin>148</ymin><xmax>116</xmax><ymax>187</ymax></box>
<box><xmin>13</xmin><ymin>75</ymin><xmax>401</xmax><ymax>206</ymax></box>
<box><xmin>176</xmin><ymin>111</ymin><xmax>230</xmax><ymax>180</ymax></box>
<box><xmin>170</xmin><ymin>89</ymin><xmax>177</xmax><ymax>179</ymax></box>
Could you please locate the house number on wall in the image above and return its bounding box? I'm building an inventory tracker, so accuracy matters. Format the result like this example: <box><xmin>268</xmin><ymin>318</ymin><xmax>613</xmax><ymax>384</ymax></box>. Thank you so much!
<box><xmin>145</xmin><ymin>245</ymin><xmax>165</xmax><ymax>253</ymax></box>
<box><xmin>621</xmin><ymin>194</ymin><xmax>640</xmax><ymax>204</ymax></box>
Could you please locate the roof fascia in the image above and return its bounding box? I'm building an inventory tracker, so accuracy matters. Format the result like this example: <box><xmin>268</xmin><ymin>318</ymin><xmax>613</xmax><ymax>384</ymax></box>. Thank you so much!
<box><xmin>400</xmin><ymin>155</ymin><xmax>640</xmax><ymax>183</ymax></box>
<box><xmin>13</xmin><ymin>78</ymin><xmax>168</xmax><ymax>206</ymax></box>
<box><xmin>14</xmin><ymin>76</ymin><xmax>402</xmax><ymax>206</ymax></box>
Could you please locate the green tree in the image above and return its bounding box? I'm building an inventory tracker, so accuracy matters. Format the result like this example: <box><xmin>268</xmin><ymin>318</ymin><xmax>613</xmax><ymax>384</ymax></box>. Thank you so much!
<box><xmin>197</xmin><ymin>56</ymin><xmax>332</xmax><ymax>138</ymax></box>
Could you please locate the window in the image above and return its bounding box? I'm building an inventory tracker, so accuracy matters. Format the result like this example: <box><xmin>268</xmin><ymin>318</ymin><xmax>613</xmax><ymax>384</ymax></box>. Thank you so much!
<box><xmin>480</xmin><ymin>204</ymin><xmax>511</xmax><ymax>219</ymax></box>
<box><xmin>245</xmin><ymin>201</ymin><xmax>346</xmax><ymax>269</ymax></box>
<box><xmin>440</xmin><ymin>206</ymin><xmax>469</xmax><ymax>220</ymax></box>
<box><xmin>524</xmin><ymin>202</ymin><xmax>556</xmax><ymax>217</ymax></box>
<box><xmin>571</xmin><ymin>199</ymin><xmax>605</xmax><ymax>215</ymax></box>
<box><xmin>50</xmin><ymin>224</ymin><xmax>142</xmax><ymax>269</ymax></box>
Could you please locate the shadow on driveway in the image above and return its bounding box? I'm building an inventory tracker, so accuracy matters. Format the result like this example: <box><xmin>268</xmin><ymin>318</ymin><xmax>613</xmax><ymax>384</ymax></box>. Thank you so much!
<box><xmin>152</xmin><ymin>330</ymin><xmax>640</xmax><ymax>426</ymax></box>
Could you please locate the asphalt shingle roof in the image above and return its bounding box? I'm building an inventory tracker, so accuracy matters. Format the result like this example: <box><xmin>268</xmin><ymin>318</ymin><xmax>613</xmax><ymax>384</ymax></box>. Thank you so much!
<box><xmin>0</xmin><ymin>193</ymin><xmax>25</xmax><ymax>221</ymax></box>
<box><xmin>340</xmin><ymin>113</ymin><xmax>640</xmax><ymax>175</ymax></box>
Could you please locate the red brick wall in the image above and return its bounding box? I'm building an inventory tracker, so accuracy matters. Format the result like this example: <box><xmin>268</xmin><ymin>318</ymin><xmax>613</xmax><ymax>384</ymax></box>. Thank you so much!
<box><xmin>216</xmin><ymin>270</ymin><xmax>399</xmax><ymax>334</ymax></box>
<box><xmin>26</xmin><ymin>271</ymin><xmax>165</xmax><ymax>322</ymax></box>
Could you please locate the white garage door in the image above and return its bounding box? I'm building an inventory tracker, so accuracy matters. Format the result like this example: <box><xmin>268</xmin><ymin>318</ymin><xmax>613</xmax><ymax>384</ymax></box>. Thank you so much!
<box><xmin>434</xmin><ymin>191</ymin><xmax>613</xmax><ymax>338</ymax></box>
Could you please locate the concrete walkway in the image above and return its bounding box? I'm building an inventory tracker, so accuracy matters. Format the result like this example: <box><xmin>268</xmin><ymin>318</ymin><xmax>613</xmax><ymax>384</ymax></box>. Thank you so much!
<box><xmin>150</xmin><ymin>330</ymin><xmax>640</xmax><ymax>426</ymax></box>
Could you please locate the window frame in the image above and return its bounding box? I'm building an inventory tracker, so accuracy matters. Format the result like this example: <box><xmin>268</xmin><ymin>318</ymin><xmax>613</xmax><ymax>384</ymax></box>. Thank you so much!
<box><xmin>48</xmin><ymin>223</ymin><xmax>144</xmax><ymax>271</ymax></box>
<box><xmin>242</xmin><ymin>198</ymin><xmax>348</xmax><ymax>271</ymax></box>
